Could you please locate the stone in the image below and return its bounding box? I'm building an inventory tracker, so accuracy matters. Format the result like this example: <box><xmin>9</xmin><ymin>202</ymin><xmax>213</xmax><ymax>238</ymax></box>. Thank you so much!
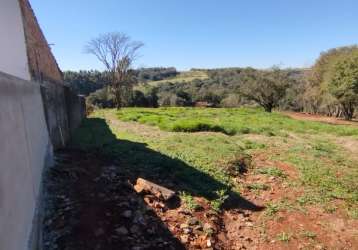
<box><xmin>118</xmin><ymin>201</ymin><xmax>130</xmax><ymax>207</ymax></box>
<box><xmin>94</xmin><ymin>228</ymin><xmax>105</xmax><ymax>237</ymax></box>
<box><xmin>130</xmin><ymin>225</ymin><xmax>140</xmax><ymax>234</ymax></box>
<box><xmin>203</xmin><ymin>223</ymin><xmax>214</xmax><ymax>231</ymax></box>
<box><xmin>180</xmin><ymin>223</ymin><xmax>190</xmax><ymax>229</ymax></box>
<box><xmin>122</xmin><ymin>210</ymin><xmax>132</xmax><ymax>218</ymax></box>
<box><xmin>245</xmin><ymin>222</ymin><xmax>254</xmax><ymax>227</ymax></box>
<box><xmin>115</xmin><ymin>226</ymin><xmax>128</xmax><ymax>235</ymax></box>
<box><xmin>207</xmin><ymin>239</ymin><xmax>212</xmax><ymax>247</ymax></box>
<box><xmin>180</xmin><ymin>235</ymin><xmax>189</xmax><ymax>244</ymax></box>
<box><xmin>178</xmin><ymin>208</ymin><xmax>191</xmax><ymax>215</ymax></box>
<box><xmin>194</xmin><ymin>225</ymin><xmax>203</xmax><ymax>231</ymax></box>
<box><xmin>188</xmin><ymin>217</ymin><xmax>200</xmax><ymax>226</ymax></box>
<box><xmin>133</xmin><ymin>213</ymin><xmax>146</xmax><ymax>226</ymax></box>
<box><xmin>183</xmin><ymin>227</ymin><xmax>192</xmax><ymax>234</ymax></box>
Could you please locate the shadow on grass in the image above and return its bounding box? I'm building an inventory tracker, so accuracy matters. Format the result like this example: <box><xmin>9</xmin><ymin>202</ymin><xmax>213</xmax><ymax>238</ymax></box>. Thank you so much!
<box><xmin>71</xmin><ymin>118</ymin><xmax>264</xmax><ymax>212</ymax></box>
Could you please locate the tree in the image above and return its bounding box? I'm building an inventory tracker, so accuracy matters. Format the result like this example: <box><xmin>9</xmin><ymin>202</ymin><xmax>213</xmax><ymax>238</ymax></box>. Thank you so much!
<box><xmin>85</xmin><ymin>32</ymin><xmax>143</xmax><ymax>109</ymax></box>
<box><xmin>239</xmin><ymin>67</ymin><xmax>293</xmax><ymax>112</ymax></box>
<box><xmin>306</xmin><ymin>45</ymin><xmax>358</xmax><ymax>116</ymax></box>
<box><xmin>329</xmin><ymin>54</ymin><xmax>358</xmax><ymax>120</ymax></box>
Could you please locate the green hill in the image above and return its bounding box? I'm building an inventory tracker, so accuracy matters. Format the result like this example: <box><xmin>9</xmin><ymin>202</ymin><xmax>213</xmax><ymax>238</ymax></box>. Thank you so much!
<box><xmin>145</xmin><ymin>70</ymin><xmax>209</xmax><ymax>86</ymax></box>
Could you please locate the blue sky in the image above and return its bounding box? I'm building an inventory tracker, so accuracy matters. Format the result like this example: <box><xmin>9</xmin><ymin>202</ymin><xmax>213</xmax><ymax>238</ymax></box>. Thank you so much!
<box><xmin>30</xmin><ymin>0</ymin><xmax>358</xmax><ymax>71</ymax></box>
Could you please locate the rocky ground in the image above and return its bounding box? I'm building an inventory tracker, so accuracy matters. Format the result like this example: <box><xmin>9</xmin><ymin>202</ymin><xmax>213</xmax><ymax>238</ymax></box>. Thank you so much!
<box><xmin>43</xmin><ymin>149</ymin><xmax>222</xmax><ymax>250</ymax></box>
<box><xmin>42</xmin><ymin>148</ymin><xmax>358</xmax><ymax>250</ymax></box>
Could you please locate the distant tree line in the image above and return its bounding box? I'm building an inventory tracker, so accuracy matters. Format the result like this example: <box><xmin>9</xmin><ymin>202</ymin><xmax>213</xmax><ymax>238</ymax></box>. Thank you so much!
<box><xmin>65</xmin><ymin>45</ymin><xmax>358</xmax><ymax>120</ymax></box>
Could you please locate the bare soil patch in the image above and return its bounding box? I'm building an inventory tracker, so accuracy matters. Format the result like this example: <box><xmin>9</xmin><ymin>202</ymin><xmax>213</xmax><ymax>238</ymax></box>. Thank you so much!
<box><xmin>335</xmin><ymin>137</ymin><xmax>358</xmax><ymax>160</ymax></box>
<box><xmin>284</xmin><ymin>112</ymin><xmax>358</xmax><ymax>126</ymax></box>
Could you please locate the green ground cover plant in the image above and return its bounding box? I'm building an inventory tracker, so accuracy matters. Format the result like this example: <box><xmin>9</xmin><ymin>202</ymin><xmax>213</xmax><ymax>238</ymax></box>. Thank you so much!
<box><xmin>116</xmin><ymin>107</ymin><xmax>358</xmax><ymax>136</ymax></box>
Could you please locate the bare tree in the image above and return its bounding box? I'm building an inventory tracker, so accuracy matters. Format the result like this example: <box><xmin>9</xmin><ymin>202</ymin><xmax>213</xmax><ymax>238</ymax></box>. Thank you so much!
<box><xmin>85</xmin><ymin>32</ymin><xmax>143</xmax><ymax>109</ymax></box>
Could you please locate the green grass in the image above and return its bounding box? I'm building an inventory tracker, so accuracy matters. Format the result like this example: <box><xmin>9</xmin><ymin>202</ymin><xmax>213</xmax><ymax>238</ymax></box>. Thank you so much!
<box><xmin>115</xmin><ymin>107</ymin><xmax>358</xmax><ymax>137</ymax></box>
<box><xmin>256</xmin><ymin>167</ymin><xmax>287</xmax><ymax>178</ymax></box>
<box><xmin>271</xmin><ymin>138</ymin><xmax>358</xmax><ymax>217</ymax></box>
<box><xmin>179</xmin><ymin>192</ymin><xmax>200</xmax><ymax>211</ymax></box>
<box><xmin>73</xmin><ymin>107</ymin><xmax>358</xmax><ymax>216</ymax></box>
<box><xmin>265</xmin><ymin>202</ymin><xmax>280</xmax><ymax>216</ymax></box>
<box><xmin>277</xmin><ymin>232</ymin><xmax>292</xmax><ymax>242</ymax></box>
<box><xmin>247</xmin><ymin>183</ymin><xmax>270</xmax><ymax>191</ymax></box>
<box><xmin>301</xmin><ymin>230</ymin><xmax>317</xmax><ymax>240</ymax></box>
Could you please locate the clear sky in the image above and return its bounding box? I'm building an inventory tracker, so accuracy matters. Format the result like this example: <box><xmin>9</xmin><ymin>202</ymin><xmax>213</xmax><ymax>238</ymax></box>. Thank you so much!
<box><xmin>30</xmin><ymin>0</ymin><xmax>358</xmax><ymax>71</ymax></box>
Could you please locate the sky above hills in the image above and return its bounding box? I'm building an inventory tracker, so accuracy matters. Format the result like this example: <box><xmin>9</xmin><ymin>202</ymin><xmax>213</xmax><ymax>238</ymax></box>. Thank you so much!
<box><xmin>30</xmin><ymin>0</ymin><xmax>358</xmax><ymax>71</ymax></box>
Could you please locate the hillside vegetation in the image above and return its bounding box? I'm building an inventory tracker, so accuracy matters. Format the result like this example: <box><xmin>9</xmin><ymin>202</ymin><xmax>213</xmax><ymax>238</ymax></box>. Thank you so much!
<box><xmin>65</xmin><ymin>45</ymin><xmax>358</xmax><ymax>121</ymax></box>
<box><xmin>143</xmin><ymin>70</ymin><xmax>209</xmax><ymax>86</ymax></box>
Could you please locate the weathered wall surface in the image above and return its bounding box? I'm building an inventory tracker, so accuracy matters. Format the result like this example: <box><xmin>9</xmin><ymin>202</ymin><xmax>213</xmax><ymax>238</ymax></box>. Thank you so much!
<box><xmin>0</xmin><ymin>0</ymin><xmax>30</xmax><ymax>80</ymax></box>
<box><xmin>40</xmin><ymin>82</ymin><xmax>86</xmax><ymax>149</ymax></box>
<box><xmin>66</xmin><ymin>90</ymin><xmax>86</xmax><ymax>135</ymax></box>
<box><xmin>40</xmin><ymin>82</ymin><xmax>71</xmax><ymax>148</ymax></box>
<box><xmin>18</xmin><ymin>0</ymin><xmax>63</xmax><ymax>83</ymax></box>
<box><xmin>0</xmin><ymin>71</ymin><xmax>53</xmax><ymax>250</ymax></box>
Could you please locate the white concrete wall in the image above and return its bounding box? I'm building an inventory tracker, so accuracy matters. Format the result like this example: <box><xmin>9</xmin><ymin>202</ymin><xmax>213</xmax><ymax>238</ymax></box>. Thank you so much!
<box><xmin>0</xmin><ymin>0</ymin><xmax>31</xmax><ymax>80</ymax></box>
<box><xmin>0</xmin><ymin>71</ymin><xmax>52</xmax><ymax>250</ymax></box>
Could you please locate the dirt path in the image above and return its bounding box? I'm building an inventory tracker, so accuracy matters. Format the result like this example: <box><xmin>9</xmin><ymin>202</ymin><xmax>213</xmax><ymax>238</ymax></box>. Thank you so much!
<box><xmin>284</xmin><ymin>112</ymin><xmax>358</xmax><ymax>126</ymax></box>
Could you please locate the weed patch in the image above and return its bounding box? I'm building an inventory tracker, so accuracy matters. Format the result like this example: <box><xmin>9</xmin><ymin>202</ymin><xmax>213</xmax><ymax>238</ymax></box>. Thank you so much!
<box><xmin>277</xmin><ymin>232</ymin><xmax>292</xmax><ymax>242</ymax></box>
<box><xmin>256</xmin><ymin>167</ymin><xmax>286</xmax><ymax>178</ymax></box>
<box><xmin>179</xmin><ymin>192</ymin><xmax>200</xmax><ymax>211</ymax></box>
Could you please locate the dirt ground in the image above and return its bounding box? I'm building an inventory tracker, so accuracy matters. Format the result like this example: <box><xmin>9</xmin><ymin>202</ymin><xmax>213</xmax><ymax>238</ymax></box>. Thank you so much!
<box><xmin>284</xmin><ymin>112</ymin><xmax>358</xmax><ymax>126</ymax></box>
<box><xmin>42</xmin><ymin>148</ymin><xmax>358</xmax><ymax>250</ymax></box>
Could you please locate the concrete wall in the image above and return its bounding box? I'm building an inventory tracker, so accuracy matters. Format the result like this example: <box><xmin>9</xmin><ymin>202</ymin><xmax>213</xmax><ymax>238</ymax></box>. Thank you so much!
<box><xmin>0</xmin><ymin>71</ymin><xmax>53</xmax><ymax>250</ymax></box>
<box><xmin>40</xmin><ymin>82</ymin><xmax>86</xmax><ymax>149</ymax></box>
<box><xmin>0</xmin><ymin>0</ymin><xmax>30</xmax><ymax>80</ymax></box>
<box><xmin>40</xmin><ymin>81</ymin><xmax>71</xmax><ymax>149</ymax></box>
<box><xmin>65</xmin><ymin>89</ymin><xmax>86</xmax><ymax>135</ymax></box>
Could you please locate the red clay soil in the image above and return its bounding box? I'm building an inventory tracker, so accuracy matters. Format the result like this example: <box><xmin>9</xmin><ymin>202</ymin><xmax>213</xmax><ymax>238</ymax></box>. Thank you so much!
<box><xmin>284</xmin><ymin>112</ymin><xmax>358</xmax><ymax>126</ymax></box>
<box><xmin>43</xmin><ymin>149</ymin><xmax>358</xmax><ymax>250</ymax></box>
<box><xmin>222</xmin><ymin>156</ymin><xmax>358</xmax><ymax>250</ymax></box>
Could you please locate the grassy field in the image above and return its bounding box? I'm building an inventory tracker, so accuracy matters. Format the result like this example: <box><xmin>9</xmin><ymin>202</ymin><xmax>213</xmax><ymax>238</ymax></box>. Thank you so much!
<box><xmin>73</xmin><ymin>107</ymin><xmax>358</xmax><ymax>218</ymax></box>
<box><xmin>116</xmin><ymin>107</ymin><xmax>358</xmax><ymax>136</ymax></box>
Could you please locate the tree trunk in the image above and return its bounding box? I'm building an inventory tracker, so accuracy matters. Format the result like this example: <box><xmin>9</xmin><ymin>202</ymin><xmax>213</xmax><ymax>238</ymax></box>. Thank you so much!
<box><xmin>342</xmin><ymin>103</ymin><xmax>354</xmax><ymax>120</ymax></box>
<box><xmin>115</xmin><ymin>89</ymin><xmax>122</xmax><ymax>110</ymax></box>
<box><xmin>263</xmin><ymin>104</ymin><xmax>273</xmax><ymax>112</ymax></box>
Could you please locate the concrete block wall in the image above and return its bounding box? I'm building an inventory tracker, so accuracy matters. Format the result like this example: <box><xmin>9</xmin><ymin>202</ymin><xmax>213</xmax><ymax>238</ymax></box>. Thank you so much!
<box><xmin>0</xmin><ymin>71</ymin><xmax>53</xmax><ymax>250</ymax></box>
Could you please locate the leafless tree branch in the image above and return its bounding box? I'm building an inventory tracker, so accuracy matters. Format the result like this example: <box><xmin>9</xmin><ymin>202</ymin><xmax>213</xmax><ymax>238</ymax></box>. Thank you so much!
<box><xmin>85</xmin><ymin>32</ymin><xmax>143</xmax><ymax>108</ymax></box>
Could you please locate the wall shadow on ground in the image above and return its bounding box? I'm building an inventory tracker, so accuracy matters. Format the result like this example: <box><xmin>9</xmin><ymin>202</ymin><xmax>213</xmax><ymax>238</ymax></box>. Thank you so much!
<box><xmin>43</xmin><ymin>148</ymin><xmax>185</xmax><ymax>250</ymax></box>
<box><xmin>72</xmin><ymin>118</ymin><xmax>264</xmax><ymax>212</ymax></box>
